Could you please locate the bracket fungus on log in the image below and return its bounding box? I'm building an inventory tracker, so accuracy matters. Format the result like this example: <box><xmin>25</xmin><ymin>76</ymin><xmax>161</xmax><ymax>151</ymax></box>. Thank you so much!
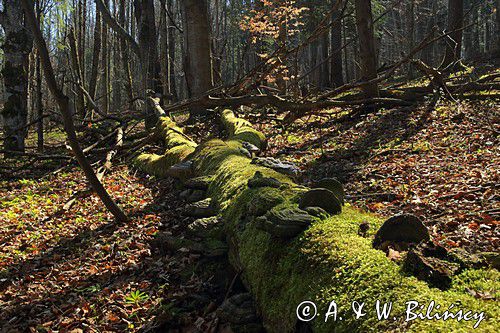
<box><xmin>134</xmin><ymin>109</ymin><xmax>499</xmax><ymax>332</ymax></box>
<box><xmin>298</xmin><ymin>188</ymin><xmax>342</xmax><ymax>215</ymax></box>
<box><xmin>312</xmin><ymin>177</ymin><xmax>345</xmax><ymax>205</ymax></box>
<box><xmin>255</xmin><ymin>207</ymin><xmax>319</xmax><ymax>239</ymax></box>
<box><xmin>373</xmin><ymin>214</ymin><xmax>430</xmax><ymax>249</ymax></box>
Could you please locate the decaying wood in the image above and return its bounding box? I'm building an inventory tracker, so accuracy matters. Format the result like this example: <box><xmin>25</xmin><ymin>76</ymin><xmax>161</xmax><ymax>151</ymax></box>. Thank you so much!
<box><xmin>133</xmin><ymin>105</ymin><xmax>498</xmax><ymax>332</ymax></box>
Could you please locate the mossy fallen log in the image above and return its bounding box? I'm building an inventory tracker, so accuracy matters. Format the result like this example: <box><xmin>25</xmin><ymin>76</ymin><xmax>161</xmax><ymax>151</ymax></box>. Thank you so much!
<box><xmin>135</xmin><ymin>109</ymin><xmax>498</xmax><ymax>332</ymax></box>
<box><xmin>134</xmin><ymin>116</ymin><xmax>197</xmax><ymax>177</ymax></box>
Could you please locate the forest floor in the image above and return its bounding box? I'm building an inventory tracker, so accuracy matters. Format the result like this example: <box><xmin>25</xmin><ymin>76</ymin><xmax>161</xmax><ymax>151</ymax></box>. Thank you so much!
<box><xmin>0</xmin><ymin>75</ymin><xmax>499</xmax><ymax>332</ymax></box>
<box><xmin>260</xmin><ymin>98</ymin><xmax>499</xmax><ymax>254</ymax></box>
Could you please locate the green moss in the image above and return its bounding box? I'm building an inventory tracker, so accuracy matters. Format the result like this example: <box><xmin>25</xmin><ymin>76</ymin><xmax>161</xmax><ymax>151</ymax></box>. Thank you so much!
<box><xmin>221</xmin><ymin>109</ymin><xmax>267</xmax><ymax>149</ymax></box>
<box><xmin>235</xmin><ymin>206</ymin><xmax>498</xmax><ymax>332</ymax></box>
<box><xmin>135</xmin><ymin>110</ymin><xmax>499</xmax><ymax>332</ymax></box>
<box><xmin>134</xmin><ymin>116</ymin><xmax>197</xmax><ymax>177</ymax></box>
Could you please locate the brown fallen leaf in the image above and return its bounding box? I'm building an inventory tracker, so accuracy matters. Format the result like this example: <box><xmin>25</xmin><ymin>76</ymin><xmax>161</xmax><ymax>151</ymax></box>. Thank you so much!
<box><xmin>387</xmin><ymin>248</ymin><xmax>402</xmax><ymax>262</ymax></box>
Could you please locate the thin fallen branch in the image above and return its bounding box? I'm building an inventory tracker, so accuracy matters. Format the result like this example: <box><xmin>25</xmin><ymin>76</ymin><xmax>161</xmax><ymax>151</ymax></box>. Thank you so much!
<box><xmin>97</xmin><ymin>127</ymin><xmax>124</xmax><ymax>181</ymax></box>
<box><xmin>0</xmin><ymin>150</ymin><xmax>71</xmax><ymax>160</ymax></box>
<box><xmin>160</xmin><ymin>93</ymin><xmax>410</xmax><ymax>118</ymax></box>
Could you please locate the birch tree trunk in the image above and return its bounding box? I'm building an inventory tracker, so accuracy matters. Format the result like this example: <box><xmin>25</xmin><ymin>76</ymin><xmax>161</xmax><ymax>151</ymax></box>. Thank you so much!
<box><xmin>0</xmin><ymin>0</ymin><xmax>33</xmax><ymax>155</ymax></box>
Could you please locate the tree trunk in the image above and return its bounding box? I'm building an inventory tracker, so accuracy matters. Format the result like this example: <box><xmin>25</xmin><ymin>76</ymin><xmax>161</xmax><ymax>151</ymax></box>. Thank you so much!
<box><xmin>101</xmin><ymin>0</ymin><xmax>110</xmax><ymax>114</ymax></box>
<box><xmin>441</xmin><ymin>0</ymin><xmax>464</xmax><ymax>68</ymax></box>
<box><xmin>181</xmin><ymin>0</ymin><xmax>213</xmax><ymax>118</ymax></box>
<box><xmin>330</xmin><ymin>0</ymin><xmax>344</xmax><ymax>88</ymax></box>
<box><xmin>111</xmin><ymin>0</ymin><xmax>121</xmax><ymax>112</ymax></box>
<box><xmin>407</xmin><ymin>0</ymin><xmax>416</xmax><ymax>79</ymax></box>
<box><xmin>319</xmin><ymin>32</ymin><xmax>330</xmax><ymax>89</ymax></box>
<box><xmin>354</xmin><ymin>0</ymin><xmax>379</xmax><ymax>98</ymax></box>
<box><xmin>78</xmin><ymin>0</ymin><xmax>86</xmax><ymax>86</ymax></box>
<box><xmin>35</xmin><ymin>0</ymin><xmax>43</xmax><ymax>153</ymax></box>
<box><xmin>134</xmin><ymin>0</ymin><xmax>161</xmax><ymax>128</ymax></box>
<box><xmin>496</xmin><ymin>0</ymin><xmax>500</xmax><ymax>52</ymax></box>
<box><xmin>118</xmin><ymin>0</ymin><xmax>134</xmax><ymax>101</ymax></box>
<box><xmin>167</xmin><ymin>0</ymin><xmax>178</xmax><ymax>102</ymax></box>
<box><xmin>159</xmin><ymin>0</ymin><xmax>169</xmax><ymax>99</ymax></box>
<box><xmin>135</xmin><ymin>108</ymin><xmax>498</xmax><ymax>333</ymax></box>
<box><xmin>0</xmin><ymin>0</ymin><xmax>33</xmax><ymax>155</ymax></box>
<box><xmin>68</xmin><ymin>28</ymin><xmax>85</xmax><ymax>117</ymax></box>
<box><xmin>89</xmin><ymin>9</ymin><xmax>101</xmax><ymax>101</ymax></box>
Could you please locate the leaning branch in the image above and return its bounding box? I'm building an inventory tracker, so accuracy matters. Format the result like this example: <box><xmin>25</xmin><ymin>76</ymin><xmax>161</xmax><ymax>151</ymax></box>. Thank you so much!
<box><xmin>21</xmin><ymin>0</ymin><xmax>128</xmax><ymax>222</ymax></box>
<box><xmin>94</xmin><ymin>0</ymin><xmax>140</xmax><ymax>56</ymax></box>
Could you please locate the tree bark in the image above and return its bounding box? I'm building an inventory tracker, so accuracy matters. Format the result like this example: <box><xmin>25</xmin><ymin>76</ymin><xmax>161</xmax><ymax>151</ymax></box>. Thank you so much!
<box><xmin>407</xmin><ymin>0</ymin><xmax>416</xmax><ymax>79</ymax></box>
<box><xmin>35</xmin><ymin>0</ymin><xmax>43</xmax><ymax>153</ymax></box>
<box><xmin>354</xmin><ymin>0</ymin><xmax>380</xmax><ymax>98</ymax></box>
<box><xmin>89</xmin><ymin>9</ymin><xmax>101</xmax><ymax>101</ymax></box>
<box><xmin>441</xmin><ymin>0</ymin><xmax>464</xmax><ymax>68</ymax></box>
<box><xmin>118</xmin><ymin>0</ymin><xmax>134</xmax><ymax>101</ymax></box>
<box><xmin>496</xmin><ymin>0</ymin><xmax>500</xmax><ymax>52</ymax></box>
<box><xmin>181</xmin><ymin>0</ymin><xmax>213</xmax><ymax>118</ymax></box>
<box><xmin>134</xmin><ymin>0</ymin><xmax>161</xmax><ymax>128</ymax></box>
<box><xmin>68</xmin><ymin>28</ymin><xmax>85</xmax><ymax>116</ymax></box>
<box><xmin>330</xmin><ymin>0</ymin><xmax>344</xmax><ymax>87</ymax></box>
<box><xmin>319</xmin><ymin>31</ymin><xmax>330</xmax><ymax>89</ymax></box>
<box><xmin>135</xmin><ymin>108</ymin><xmax>499</xmax><ymax>333</ymax></box>
<box><xmin>101</xmin><ymin>0</ymin><xmax>110</xmax><ymax>115</ymax></box>
<box><xmin>21</xmin><ymin>0</ymin><xmax>128</xmax><ymax>222</ymax></box>
<box><xmin>167</xmin><ymin>0</ymin><xmax>178</xmax><ymax>102</ymax></box>
<box><xmin>0</xmin><ymin>0</ymin><xmax>33</xmax><ymax>155</ymax></box>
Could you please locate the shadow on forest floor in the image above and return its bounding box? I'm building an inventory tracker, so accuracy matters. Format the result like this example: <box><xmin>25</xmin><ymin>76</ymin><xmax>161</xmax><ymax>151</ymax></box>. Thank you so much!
<box><xmin>264</xmin><ymin>97</ymin><xmax>499</xmax><ymax>254</ymax></box>
<box><xmin>0</xmin><ymin>163</ymin><xmax>234</xmax><ymax>332</ymax></box>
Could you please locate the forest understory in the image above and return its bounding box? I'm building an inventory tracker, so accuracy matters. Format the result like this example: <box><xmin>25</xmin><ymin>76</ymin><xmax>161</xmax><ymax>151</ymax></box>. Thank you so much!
<box><xmin>1</xmin><ymin>0</ymin><xmax>499</xmax><ymax>331</ymax></box>
<box><xmin>1</xmin><ymin>65</ymin><xmax>498</xmax><ymax>331</ymax></box>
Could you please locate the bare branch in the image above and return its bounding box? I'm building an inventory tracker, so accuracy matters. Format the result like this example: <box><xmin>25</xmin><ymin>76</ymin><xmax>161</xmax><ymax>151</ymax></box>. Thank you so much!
<box><xmin>21</xmin><ymin>0</ymin><xmax>128</xmax><ymax>222</ymax></box>
<box><xmin>94</xmin><ymin>0</ymin><xmax>140</xmax><ymax>56</ymax></box>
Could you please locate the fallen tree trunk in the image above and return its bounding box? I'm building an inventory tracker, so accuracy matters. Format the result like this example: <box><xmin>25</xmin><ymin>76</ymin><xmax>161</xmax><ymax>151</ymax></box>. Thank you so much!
<box><xmin>135</xmin><ymin>110</ymin><xmax>498</xmax><ymax>332</ymax></box>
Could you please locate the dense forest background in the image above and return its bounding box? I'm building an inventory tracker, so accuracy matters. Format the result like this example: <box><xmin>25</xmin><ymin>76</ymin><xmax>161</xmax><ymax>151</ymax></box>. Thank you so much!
<box><xmin>0</xmin><ymin>0</ymin><xmax>499</xmax><ymax>332</ymax></box>
<box><xmin>0</xmin><ymin>0</ymin><xmax>499</xmax><ymax>143</ymax></box>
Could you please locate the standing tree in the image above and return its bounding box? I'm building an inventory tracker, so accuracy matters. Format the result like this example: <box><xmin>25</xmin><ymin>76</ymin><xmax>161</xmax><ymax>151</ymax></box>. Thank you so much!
<box><xmin>95</xmin><ymin>0</ymin><xmax>159</xmax><ymax>128</ymax></box>
<box><xmin>181</xmin><ymin>0</ymin><xmax>213</xmax><ymax>118</ymax></box>
<box><xmin>330</xmin><ymin>0</ymin><xmax>345</xmax><ymax>87</ymax></box>
<box><xmin>496</xmin><ymin>0</ymin><xmax>500</xmax><ymax>53</ymax></box>
<box><xmin>101</xmin><ymin>0</ymin><xmax>109</xmax><ymax>114</ymax></box>
<box><xmin>89</xmin><ymin>7</ymin><xmax>101</xmax><ymax>101</ymax></box>
<box><xmin>134</xmin><ymin>0</ymin><xmax>161</xmax><ymax>128</ymax></box>
<box><xmin>0</xmin><ymin>0</ymin><xmax>33</xmax><ymax>155</ymax></box>
<box><xmin>441</xmin><ymin>0</ymin><xmax>464</xmax><ymax>68</ymax></box>
<box><xmin>354</xmin><ymin>0</ymin><xmax>379</xmax><ymax>98</ymax></box>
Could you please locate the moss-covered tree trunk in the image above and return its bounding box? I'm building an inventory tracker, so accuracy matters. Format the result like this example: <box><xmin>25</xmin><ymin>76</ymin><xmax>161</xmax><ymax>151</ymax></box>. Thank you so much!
<box><xmin>0</xmin><ymin>0</ymin><xmax>33</xmax><ymax>155</ymax></box>
<box><xmin>135</xmin><ymin>110</ymin><xmax>498</xmax><ymax>332</ymax></box>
